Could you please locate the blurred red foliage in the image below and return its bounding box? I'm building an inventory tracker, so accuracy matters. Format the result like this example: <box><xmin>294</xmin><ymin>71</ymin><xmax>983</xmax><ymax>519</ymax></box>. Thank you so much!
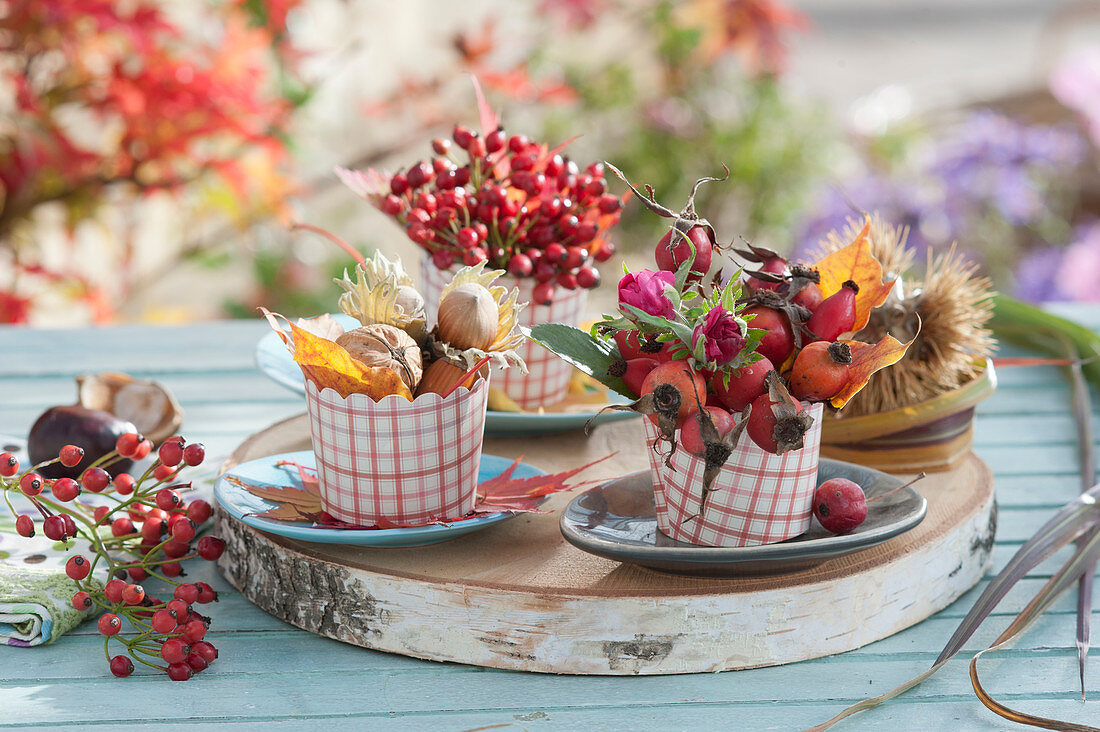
<box><xmin>0</xmin><ymin>0</ymin><xmax>303</xmax><ymax>323</ymax></box>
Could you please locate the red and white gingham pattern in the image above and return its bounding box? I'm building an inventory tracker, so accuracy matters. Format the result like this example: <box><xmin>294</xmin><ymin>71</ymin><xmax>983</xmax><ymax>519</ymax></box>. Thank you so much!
<box><xmin>420</xmin><ymin>254</ymin><xmax>587</xmax><ymax>410</ymax></box>
<box><xmin>303</xmin><ymin>377</ymin><xmax>488</xmax><ymax>525</ymax></box>
<box><xmin>644</xmin><ymin>402</ymin><xmax>824</xmax><ymax>547</ymax></box>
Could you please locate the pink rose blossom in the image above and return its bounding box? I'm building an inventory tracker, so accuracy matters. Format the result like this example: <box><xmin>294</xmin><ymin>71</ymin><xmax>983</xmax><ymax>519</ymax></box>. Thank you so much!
<box><xmin>618</xmin><ymin>269</ymin><xmax>677</xmax><ymax>321</ymax></box>
<box><xmin>692</xmin><ymin>307</ymin><xmax>745</xmax><ymax>365</ymax></box>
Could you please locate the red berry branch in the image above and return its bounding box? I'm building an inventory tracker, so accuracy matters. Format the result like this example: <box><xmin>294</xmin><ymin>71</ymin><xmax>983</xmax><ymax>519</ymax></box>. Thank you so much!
<box><xmin>1</xmin><ymin>434</ymin><xmax>225</xmax><ymax>681</ymax></box>
<box><xmin>338</xmin><ymin>116</ymin><xmax>625</xmax><ymax>306</ymax></box>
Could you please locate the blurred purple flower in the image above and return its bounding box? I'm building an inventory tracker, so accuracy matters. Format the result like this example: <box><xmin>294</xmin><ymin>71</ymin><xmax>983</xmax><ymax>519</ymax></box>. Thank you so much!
<box><xmin>794</xmin><ymin>111</ymin><xmax>1088</xmax><ymax>289</ymax></box>
<box><xmin>1013</xmin><ymin>223</ymin><xmax>1100</xmax><ymax>303</ymax></box>
<box><xmin>931</xmin><ymin>111</ymin><xmax>1085</xmax><ymax>226</ymax></box>
<box><xmin>792</xmin><ymin>173</ymin><xmax>935</xmax><ymax>262</ymax></box>
<box><xmin>1012</xmin><ymin>246</ymin><xmax>1065</xmax><ymax>302</ymax></box>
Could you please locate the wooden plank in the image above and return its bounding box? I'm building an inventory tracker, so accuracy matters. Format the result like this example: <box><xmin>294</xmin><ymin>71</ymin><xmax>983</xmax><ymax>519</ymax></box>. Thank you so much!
<box><xmin>991</xmin><ymin>475</ymin><xmax>1087</xmax><ymax>507</ymax></box>
<box><xmin>34</xmin><ymin>700</ymin><xmax>1094</xmax><ymax>732</ymax></box>
<box><xmin>0</xmin><ymin>323</ymin><xmax>269</xmax><ymax>376</ymax></box>
<box><xmin>0</xmin><ymin>371</ymin><xmax>301</xmax><ymax>408</ymax></box>
<box><xmin>0</xmin><ymin>317</ymin><xmax>1096</xmax><ymax>729</ymax></box>
<box><xmin>0</xmin><ymin>403</ymin><xmax>303</xmax><ymax>439</ymax></box>
<box><xmin>17</xmin><ymin>605</ymin><xmax>1096</xmax><ymax>686</ymax></box>
<box><xmin>0</xmin><ymin>656</ymin><xmax>1094</xmax><ymax>724</ymax></box>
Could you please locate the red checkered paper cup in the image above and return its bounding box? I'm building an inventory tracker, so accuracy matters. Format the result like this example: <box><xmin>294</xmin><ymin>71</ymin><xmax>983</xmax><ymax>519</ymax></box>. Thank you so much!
<box><xmin>643</xmin><ymin>402</ymin><xmax>825</xmax><ymax>547</ymax></box>
<box><xmin>304</xmin><ymin>377</ymin><xmax>489</xmax><ymax>526</ymax></box>
<box><xmin>420</xmin><ymin>254</ymin><xmax>587</xmax><ymax>410</ymax></box>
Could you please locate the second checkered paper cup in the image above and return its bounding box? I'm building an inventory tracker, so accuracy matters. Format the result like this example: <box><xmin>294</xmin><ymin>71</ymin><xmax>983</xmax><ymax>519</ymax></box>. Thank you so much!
<box><xmin>421</xmin><ymin>253</ymin><xmax>586</xmax><ymax>410</ymax></box>
<box><xmin>304</xmin><ymin>377</ymin><xmax>489</xmax><ymax>526</ymax></box>
<box><xmin>644</xmin><ymin>402</ymin><xmax>824</xmax><ymax>547</ymax></box>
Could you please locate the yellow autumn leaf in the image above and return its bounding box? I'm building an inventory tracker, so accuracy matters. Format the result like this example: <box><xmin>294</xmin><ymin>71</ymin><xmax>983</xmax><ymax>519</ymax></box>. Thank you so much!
<box><xmin>261</xmin><ymin>309</ymin><xmax>413</xmax><ymax>401</ymax></box>
<box><xmin>830</xmin><ymin>325</ymin><xmax>919</xmax><ymax>409</ymax></box>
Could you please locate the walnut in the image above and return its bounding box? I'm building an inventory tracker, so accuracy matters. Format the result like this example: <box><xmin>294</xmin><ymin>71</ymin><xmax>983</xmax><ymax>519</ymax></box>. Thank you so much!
<box><xmin>335</xmin><ymin>324</ymin><xmax>423</xmax><ymax>390</ymax></box>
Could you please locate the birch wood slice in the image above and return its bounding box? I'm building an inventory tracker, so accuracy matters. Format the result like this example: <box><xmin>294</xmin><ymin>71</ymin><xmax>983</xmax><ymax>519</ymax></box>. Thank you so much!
<box><xmin>215</xmin><ymin>414</ymin><xmax>996</xmax><ymax>675</ymax></box>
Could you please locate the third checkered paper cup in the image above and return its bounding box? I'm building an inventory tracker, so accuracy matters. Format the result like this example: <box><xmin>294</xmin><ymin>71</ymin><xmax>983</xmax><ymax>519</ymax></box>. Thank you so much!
<box><xmin>304</xmin><ymin>376</ymin><xmax>489</xmax><ymax>526</ymax></box>
<box><xmin>420</xmin><ymin>254</ymin><xmax>587</xmax><ymax>410</ymax></box>
<box><xmin>644</xmin><ymin>402</ymin><xmax>825</xmax><ymax>547</ymax></box>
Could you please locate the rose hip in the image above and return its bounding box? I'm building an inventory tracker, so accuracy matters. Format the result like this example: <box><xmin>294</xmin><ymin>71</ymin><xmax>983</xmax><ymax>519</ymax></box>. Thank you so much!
<box><xmin>808</xmin><ymin>280</ymin><xmax>859</xmax><ymax>341</ymax></box>
<box><xmin>655</xmin><ymin>225</ymin><xmax>712</xmax><ymax>281</ymax></box>
<box><xmin>741</xmin><ymin>306</ymin><xmax>795</xmax><ymax>366</ymax></box>
<box><xmin>745</xmin><ymin>374</ymin><xmax>815</xmax><ymax>455</ymax></box>
<box><xmin>680</xmin><ymin>407</ymin><xmax>736</xmax><ymax>456</ymax></box>
<box><xmin>791</xmin><ymin>281</ymin><xmax>823</xmax><ymax>312</ymax></box>
<box><xmin>639</xmin><ymin>362</ymin><xmax>707</xmax><ymax>426</ymax></box>
<box><xmin>710</xmin><ymin>356</ymin><xmax>774</xmax><ymax>412</ymax></box>
<box><xmin>789</xmin><ymin>341</ymin><xmax>852</xmax><ymax>402</ymax></box>
<box><xmin>607</xmin><ymin>357</ymin><xmax>659</xmax><ymax>398</ymax></box>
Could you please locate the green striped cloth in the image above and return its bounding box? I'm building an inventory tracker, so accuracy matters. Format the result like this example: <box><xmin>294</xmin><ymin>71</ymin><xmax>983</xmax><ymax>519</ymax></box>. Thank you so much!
<box><xmin>0</xmin><ymin>520</ymin><xmax>100</xmax><ymax>646</ymax></box>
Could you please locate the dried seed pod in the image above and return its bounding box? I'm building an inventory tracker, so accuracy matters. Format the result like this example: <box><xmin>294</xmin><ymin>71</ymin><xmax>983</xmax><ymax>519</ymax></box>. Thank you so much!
<box><xmin>76</xmin><ymin>373</ymin><xmax>183</xmax><ymax>445</ymax></box>
<box><xmin>437</xmin><ymin>283</ymin><xmax>499</xmax><ymax>351</ymax></box>
<box><xmin>335</xmin><ymin>324</ymin><xmax>423</xmax><ymax>390</ymax></box>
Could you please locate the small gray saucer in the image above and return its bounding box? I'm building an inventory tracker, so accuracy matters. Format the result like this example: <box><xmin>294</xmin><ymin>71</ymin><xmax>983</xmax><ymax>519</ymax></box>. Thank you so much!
<box><xmin>559</xmin><ymin>458</ymin><xmax>926</xmax><ymax>577</ymax></box>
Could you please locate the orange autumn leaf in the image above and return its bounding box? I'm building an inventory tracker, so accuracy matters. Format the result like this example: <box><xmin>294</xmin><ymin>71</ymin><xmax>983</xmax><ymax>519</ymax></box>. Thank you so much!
<box><xmin>830</xmin><ymin>327</ymin><xmax>919</xmax><ymax>409</ymax></box>
<box><xmin>814</xmin><ymin>217</ymin><xmax>895</xmax><ymax>333</ymax></box>
<box><xmin>261</xmin><ymin>308</ymin><xmax>413</xmax><ymax>401</ymax></box>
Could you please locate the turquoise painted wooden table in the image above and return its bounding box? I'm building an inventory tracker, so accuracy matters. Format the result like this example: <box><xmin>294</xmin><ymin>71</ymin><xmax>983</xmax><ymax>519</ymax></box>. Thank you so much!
<box><xmin>1</xmin><ymin>310</ymin><xmax>1098</xmax><ymax>730</ymax></box>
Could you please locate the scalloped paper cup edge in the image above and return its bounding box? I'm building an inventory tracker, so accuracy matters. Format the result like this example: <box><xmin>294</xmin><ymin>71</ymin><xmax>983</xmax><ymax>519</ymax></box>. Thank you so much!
<box><xmin>304</xmin><ymin>376</ymin><xmax>489</xmax><ymax>526</ymax></box>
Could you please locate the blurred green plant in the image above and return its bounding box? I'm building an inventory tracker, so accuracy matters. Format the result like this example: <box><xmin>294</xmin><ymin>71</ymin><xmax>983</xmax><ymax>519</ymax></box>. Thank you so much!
<box><xmin>231</xmin><ymin>0</ymin><xmax>823</xmax><ymax>320</ymax></box>
<box><xmin>575</xmin><ymin>80</ymin><xmax>829</xmax><ymax>247</ymax></box>
<box><xmin>538</xmin><ymin>0</ymin><xmax>831</xmax><ymax>251</ymax></box>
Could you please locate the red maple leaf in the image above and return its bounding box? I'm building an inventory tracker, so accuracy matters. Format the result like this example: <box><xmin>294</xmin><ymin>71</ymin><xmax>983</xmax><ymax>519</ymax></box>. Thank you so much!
<box><xmin>234</xmin><ymin>455</ymin><xmax>614</xmax><ymax>529</ymax></box>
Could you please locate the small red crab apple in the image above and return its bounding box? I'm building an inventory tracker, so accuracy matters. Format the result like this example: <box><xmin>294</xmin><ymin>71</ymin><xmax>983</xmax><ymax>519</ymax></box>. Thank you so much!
<box><xmin>813</xmin><ymin>478</ymin><xmax>867</xmax><ymax>534</ymax></box>
<box><xmin>0</xmin><ymin>452</ymin><xmax>18</xmax><ymax>477</ymax></box>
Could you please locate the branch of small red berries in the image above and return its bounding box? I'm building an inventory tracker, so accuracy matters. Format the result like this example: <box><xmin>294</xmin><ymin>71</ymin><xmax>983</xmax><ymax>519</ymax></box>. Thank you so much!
<box><xmin>0</xmin><ymin>433</ymin><xmax>226</xmax><ymax>681</ymax></box>
<box><xmin>367</xmin><ymin>123</ymin><xmax>623</xmax><ymax>306</ymax></box>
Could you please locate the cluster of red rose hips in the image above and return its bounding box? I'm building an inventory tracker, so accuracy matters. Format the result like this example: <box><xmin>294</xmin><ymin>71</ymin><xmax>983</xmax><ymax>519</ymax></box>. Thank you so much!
<box><xmin>738</xmin><ymin>246</ymin><xmax>860</xmax><ymax>394</ymax></box>
<box><xmin>371</xmin><ymin>123</ymin><xmax>623</xmax><ymax>306</ymax></box>
<box><xmin>1</xmin><ymin>433</ymin><xmax>226</xmax><ymax>681</ymax></box>
<box><xmin>605</xmin><ymin>179</ymin><xmax>862</xmax><ymax>461</ymax></box>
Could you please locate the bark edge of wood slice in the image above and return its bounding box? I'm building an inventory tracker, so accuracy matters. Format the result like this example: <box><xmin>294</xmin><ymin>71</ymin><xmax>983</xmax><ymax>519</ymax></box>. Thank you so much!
<box><xmin>216</xmin><ymin>413</ymin><xmax>995</xmax><ymax>675</ymax></box>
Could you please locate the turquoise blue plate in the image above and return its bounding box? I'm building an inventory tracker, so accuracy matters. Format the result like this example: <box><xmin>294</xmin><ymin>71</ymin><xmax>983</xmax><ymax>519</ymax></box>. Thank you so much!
<box><xmin>215</xmin><ymin>450</ymin><xmax>544</xmax><ymax>547</ymax></box>
<box><xmin>254</xmin><ymin>314</ymin><xmax>636</xmax><ymax>436</ymax></box>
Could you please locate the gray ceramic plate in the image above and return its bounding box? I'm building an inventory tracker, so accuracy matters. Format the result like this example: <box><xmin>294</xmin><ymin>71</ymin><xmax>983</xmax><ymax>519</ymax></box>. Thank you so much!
<box><xmin>559</xmin><ymin>458</ymin><xmax>927</xmax><ymax>576</ymax></box>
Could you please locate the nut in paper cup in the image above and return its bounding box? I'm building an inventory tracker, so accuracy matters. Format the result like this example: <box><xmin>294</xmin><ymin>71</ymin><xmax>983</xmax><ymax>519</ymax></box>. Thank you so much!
<box><xmin>644</xmin><ymin>402</ymin><xmax>824</xmax><ymax>547</ymax></box>
<box><xmin>420</xmin><ymin>252</ymin><xmax>587</xmax><ymax>410</ymax></box>
<box><xmin>304</xmin><ymin>376</ymin><xmax>488</xmax><ymax>525</ymax></box>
